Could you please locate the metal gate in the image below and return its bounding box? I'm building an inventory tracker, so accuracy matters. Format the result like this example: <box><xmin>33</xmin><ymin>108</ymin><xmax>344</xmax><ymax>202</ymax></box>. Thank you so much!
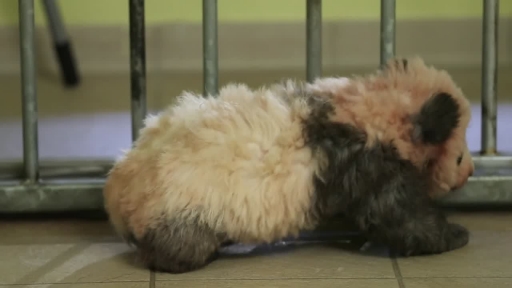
<box><xmin>0</xmin><ymin>0</ymin><xmax>510</xmax><ymax>213</ymax></box>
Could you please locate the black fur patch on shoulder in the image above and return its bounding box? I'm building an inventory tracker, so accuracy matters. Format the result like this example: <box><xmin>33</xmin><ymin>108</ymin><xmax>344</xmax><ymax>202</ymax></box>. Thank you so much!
<box><xmin>301</xmin><ymin>92</ymin><xmax>469</xmax><ymax>256</ymax></box>
<box><xmin>300</xmin><ymin>95</ymin><xmax>366</xmax><ymax>217</ymax></box>
<box><xmin>412</xmin><ymin>92</ymin><xmax>460</xmax><ymax>145</ymax></box>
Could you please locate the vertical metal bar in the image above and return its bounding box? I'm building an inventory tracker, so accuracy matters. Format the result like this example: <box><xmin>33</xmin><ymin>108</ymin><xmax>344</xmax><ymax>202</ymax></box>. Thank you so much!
<box><xmin>481</xmin><ymin>0</ymin><xmax>499</xmax><ymax>155</ymax></box>
<box><xmin>19</xmin><ymin>0</ymin><xmax>39</xmax><ymax>183</ymax></box>
<box><xmin>203</xmin><ymin>0</ymin><xmax>218</xmax><ymax>96</ymax></box>
<box><xmin>129</xmin><ymin>0</ymin><xmax>147</xmax><ymax>141</ymax></box>
<box><xmin>380</xmin><ymin>0</ymin><xmax>396</xmax><ymax>67</ymax></box>
<box><xmin>306</xmin><ymin>0</ymin><xmax>322</xmax><ymax>82</ymax></box>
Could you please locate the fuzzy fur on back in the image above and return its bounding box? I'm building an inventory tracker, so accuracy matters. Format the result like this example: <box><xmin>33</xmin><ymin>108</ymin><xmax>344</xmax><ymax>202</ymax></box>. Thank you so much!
<box><xmin>104</xmin><ymin>82</ymin><xmax>324</xmax><ymax>244</ymax></box>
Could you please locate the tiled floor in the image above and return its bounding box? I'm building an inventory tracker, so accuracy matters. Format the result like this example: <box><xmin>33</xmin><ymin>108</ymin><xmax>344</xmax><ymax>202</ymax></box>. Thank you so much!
<box><xmin>0</xmin><ymin>212</ymin><xmax>511</xmax><ymax>287</ymax></box>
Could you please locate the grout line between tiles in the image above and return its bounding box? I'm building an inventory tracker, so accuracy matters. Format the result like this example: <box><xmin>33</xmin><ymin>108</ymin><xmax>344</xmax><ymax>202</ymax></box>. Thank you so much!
<box><xmin>150</xmin><ymin>271</ymin><xmax>156</xmax><ymax>288</ymax></box>
<box><xmin>1</xmin><ymin>281</ymin><xmax>149</xmax><ymax>286</ymax></box>
<box><xmin>390</xmin><ymin>253</ymin><xmax>405</xmax><ymax>288</ymax></box>
<box><xmin>155</xmin><ymin>277</ymin><xmax>399</xmax><ymax>281</ymax></box>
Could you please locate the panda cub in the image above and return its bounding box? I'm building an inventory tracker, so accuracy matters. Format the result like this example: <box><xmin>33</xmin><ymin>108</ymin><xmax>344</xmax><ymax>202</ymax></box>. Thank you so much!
<box><xmin>103</xmin><ymin>57</ymin><xmax>474</xmax><ymax>273</ymax></box>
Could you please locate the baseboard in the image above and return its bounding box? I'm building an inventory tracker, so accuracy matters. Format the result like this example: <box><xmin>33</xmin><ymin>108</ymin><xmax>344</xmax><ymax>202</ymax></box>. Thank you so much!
<box><xmin>0</xmin><ymin>18</ymin><xmax>511</xmax><ymax>75</ymax></box>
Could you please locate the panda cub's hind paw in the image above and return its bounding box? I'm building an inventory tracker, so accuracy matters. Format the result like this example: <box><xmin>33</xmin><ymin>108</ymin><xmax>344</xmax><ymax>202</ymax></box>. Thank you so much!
<box><xmin>444</xmin><ymin>223</ymin><xmax>470</xmax><ymax>251</ymax></box>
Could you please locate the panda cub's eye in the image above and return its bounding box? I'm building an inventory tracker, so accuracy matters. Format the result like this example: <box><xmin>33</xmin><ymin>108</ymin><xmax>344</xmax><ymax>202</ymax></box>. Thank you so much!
<box><xmin>457</xmin><ymin>154</ymin><xmax>463</xmax><ymax>165</ymax></box>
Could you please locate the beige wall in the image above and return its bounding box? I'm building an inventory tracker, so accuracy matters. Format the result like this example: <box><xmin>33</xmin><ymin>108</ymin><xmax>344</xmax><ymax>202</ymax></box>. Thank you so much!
<box><xmin>0</xmin><ymin>0</ymin><xmax>511</xmax><ymax>26</ymax></box>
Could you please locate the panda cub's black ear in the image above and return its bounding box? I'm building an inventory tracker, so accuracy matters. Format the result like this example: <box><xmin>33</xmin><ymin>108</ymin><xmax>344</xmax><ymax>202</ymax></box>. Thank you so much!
<box><xmin>411</xmin><ymin>92</ymin><xmax>460</xmax><ymax>145</ymax></box>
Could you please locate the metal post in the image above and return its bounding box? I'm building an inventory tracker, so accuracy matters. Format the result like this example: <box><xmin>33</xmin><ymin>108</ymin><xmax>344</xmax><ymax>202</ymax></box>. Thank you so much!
<box><xmin>202</xmin><ymin>0</ymin><xmax>219</xmax><ymax>96</ymax></box>
<box><xmin>481</xmin><ymin>0</ymin><xmax>499</xmax><ymax>155</ymax></box>
<box><xmin>306</xmin><ymin>0</ymin><xmax>322</xmax><ymax>82</ymax></box>
<box><xmin>42</xmin><ymin>0</ymin><xmax>80</xmax><ymax>87</ymax></box>
<box><xmin>129</xmin><ymin>0</ymin><xmax>147</xmax><ymax>141</ymax></box>
<box><xmin>380</xmin><ymin>0</ymin><xmax>396</xmax><ymax>66</ymax></box>
<box><xmin>19</xmin><ymin>0</ymin><xmax>39</xmax><ymax>183</ymax></box>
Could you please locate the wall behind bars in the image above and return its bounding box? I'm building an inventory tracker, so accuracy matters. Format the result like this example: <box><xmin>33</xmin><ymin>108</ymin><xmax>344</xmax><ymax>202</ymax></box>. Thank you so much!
<box><xmin>0</xmin><ymin>0</ymin><xmax>511</xmax><ymax>25</ymax></box>
<box><xmin>0</xmin><ymin>0</ymin><xmax>512</xmax><ymax>75</ymax></box>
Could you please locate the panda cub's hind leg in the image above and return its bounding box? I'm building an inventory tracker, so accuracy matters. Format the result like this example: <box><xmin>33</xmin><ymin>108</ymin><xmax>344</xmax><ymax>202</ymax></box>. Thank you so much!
<box><xmin>136</xmin><ymin>216</ymin><xmax>222</xmax><ymax>274</ymax></box>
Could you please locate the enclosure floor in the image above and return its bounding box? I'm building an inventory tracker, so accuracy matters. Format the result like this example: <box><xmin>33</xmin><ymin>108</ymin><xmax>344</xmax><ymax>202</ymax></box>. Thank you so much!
<box><xmin>0</xmin><ymin>212</ymin><xmax>510</xmax><ymax>287</ymax></box>
<box><xmin>1</xmin><ymin>68</ymin><xmax>512</xmax><ymax>161</ymax></box>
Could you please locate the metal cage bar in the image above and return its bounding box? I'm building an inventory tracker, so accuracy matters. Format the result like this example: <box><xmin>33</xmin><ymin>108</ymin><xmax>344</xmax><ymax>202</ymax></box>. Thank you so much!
<box><xmin>2</xmin><ymin>0</ymin><xmax>512</xmax><ymax>214</ymax></box>
<box><xmin>203</xmin><ymin>0</ymin><xmax>219</xmax><ymax>96</ymax></box>
<box><xmin>306</xmin><ymin>0</ymin><xmax>322</xmax><ymax>82</ymax></box>
<box><xmin>481</xmin><ymin>0</ymin><xmax>499</xmax><ymax>155</ymax></box>
<box><xmin>129</xmin><ymin>0</ymin><xmax>147</xmax><ymax>141</ymax></box>
<box><xmin>42</xmin><ymin>0</ymin><xmax>80</xmax><ymax>87</ymax></box>
<box><xmin>380</xmin><ymin>0</ymin><xmax>396</xmax><ymax>66</ymax></box>
<box><xmin>19</xmin><ymin>0</ymin><xmax>39</xmax><ymax>184</ymax></box>
<box><xmin>42</xmin><ymin>0</ymin><xmax>68</xmax><ymax>49</ymax></box>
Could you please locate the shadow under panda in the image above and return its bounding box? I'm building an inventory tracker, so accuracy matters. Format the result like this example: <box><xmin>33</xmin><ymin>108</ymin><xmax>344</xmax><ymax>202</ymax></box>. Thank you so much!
<box><xmin>103</xmin><ymin>56</ymin><xmax>475</xmax><ymax>274</ymax></box>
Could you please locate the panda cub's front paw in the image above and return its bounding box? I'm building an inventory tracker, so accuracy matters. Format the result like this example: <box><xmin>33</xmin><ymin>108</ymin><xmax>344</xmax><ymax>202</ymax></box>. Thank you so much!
<box><xmin>444</xmin><ymin>223</ymin><xmax>469</xmax><ymax>252</ymax></box>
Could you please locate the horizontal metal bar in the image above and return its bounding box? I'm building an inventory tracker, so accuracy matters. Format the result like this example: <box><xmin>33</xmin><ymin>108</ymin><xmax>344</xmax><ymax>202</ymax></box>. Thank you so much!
<box><xmin>438</xmin><ymin>176</ymin><xmax>512</xmax><ymax>208</ymax></box>
<box><xmin>0</xmin><ymin>178</ymin><xmax>104</xmax><ymax>213</ymax></box>
<box><xmin>0</xmin><ymin>159</ymin><xmax>113</xmax><ymax>180</ymax></box>
<box><xmin>471</xmin><ymin>155</ymin><xmax>512</xmax><ymax>170</ymax></box>
<box><xmin>1</xmin><ymin>154</ymin><xmax>510</xmax><ymax>181</ymax></box>
<box><xmin>1</xmin><ymin>170</ymin><xmax>512</xmax><ymax>213</ymax></box>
